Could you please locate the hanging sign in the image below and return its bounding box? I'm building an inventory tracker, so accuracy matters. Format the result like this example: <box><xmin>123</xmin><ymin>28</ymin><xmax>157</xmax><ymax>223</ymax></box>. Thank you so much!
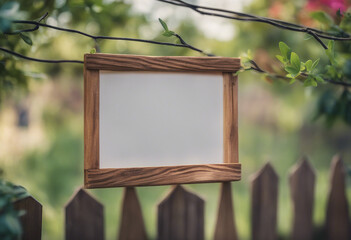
<box><xmin>84</xmin><ymin>54</ymin><xmax>241</xmax><ymax>188</ymax></box>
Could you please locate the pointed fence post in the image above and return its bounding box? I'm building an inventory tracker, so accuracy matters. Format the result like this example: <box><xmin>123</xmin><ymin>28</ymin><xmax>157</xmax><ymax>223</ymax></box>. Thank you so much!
<box><xmin>14</xmin><ymin>196</ymin><xmax>42</xmax><ymax>240</ymax></box>
<box><xmin>289</xmin><ymin>157</ymin><xmax>316</xmax><ymax>240</ymax></box>
<box><xmin>250</xmin><ymin>163</ymin><xmax>278</xmax><ymax>240</ymax></box>
<box><xmin>65</xmin><ymin>188</ymin><xmax>104</xmax><ymax>240</ymax></box>
<box><xmin>118</xmin><ymin>187</ymin><xmax>147</xmax><ymax>240</ymax></box>
<box><xmin>325</xmin><ymin>155</ymin><xmax>351</xmax><ymax>240</ymax></box>
<box><xmin>214</xmin><ymin>182</ymin><xmax>239</xmax><ymax>240</ymax></box>
<box><xmin>157</xmin><ymin>185</ymin><xmax>204</xmax><ymax>240</ymax></box>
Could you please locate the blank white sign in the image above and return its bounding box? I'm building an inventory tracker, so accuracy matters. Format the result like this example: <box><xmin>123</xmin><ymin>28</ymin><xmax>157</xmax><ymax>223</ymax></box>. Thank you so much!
<box><xmin>99</xmin><ymin>72</ymin><xmax>223</xmax><ymax>168</ymax></box>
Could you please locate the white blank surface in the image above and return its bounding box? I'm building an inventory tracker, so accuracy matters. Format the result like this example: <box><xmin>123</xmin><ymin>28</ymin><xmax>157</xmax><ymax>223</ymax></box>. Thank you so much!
<box><xmin>100</xmin><ymin>72</ymin><xmax>223</xmax><ymax>168</ymax></box>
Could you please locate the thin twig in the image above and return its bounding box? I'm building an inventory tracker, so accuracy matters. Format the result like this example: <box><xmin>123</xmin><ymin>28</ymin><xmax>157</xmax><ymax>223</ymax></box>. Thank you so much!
<box><xmin>0</xmin><ymin>47</ymin><xmax>83</xmax><ymax>64</ymax></box>
<box><xmin>2</xmin><ymin>6</ymin><xmax>350</xmax><ymax>87</ymax></box>
<box><xmin>9</xmin><ymin>20</ymin><xmax>212</xmax><ymax>56</ymax></box>
<box><xmin>6</xmin><ymin>12</ymin><xmax>48</xmax><ymax>35</ymax></box>
<box><xmin>324</xmin><ymin>79</ymin><xmax>351</xmax><ymax>87</ymax></box>
<box><xmin>157</xmin><ymin>0</ymin><xmax>351</xmax><ymax>49</ymax></box>
<box><xmin>247</xmin><ymin>59</ymin><xmax>351</xmax><ymax>87</ymax></box>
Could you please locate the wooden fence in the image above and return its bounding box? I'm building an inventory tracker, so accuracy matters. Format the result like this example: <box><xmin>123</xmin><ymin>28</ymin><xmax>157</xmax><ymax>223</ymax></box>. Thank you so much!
<box><xmin>14</xmin><ymin>155</ymin><xmax>350</xmax><ymax>240</ymax></box>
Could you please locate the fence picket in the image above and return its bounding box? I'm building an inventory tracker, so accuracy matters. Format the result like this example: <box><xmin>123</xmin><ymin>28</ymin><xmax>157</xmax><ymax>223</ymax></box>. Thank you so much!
<box><xmin>289</xmin><ymin>157</ymin><xmax>316</xmax><ymax>240</ymax></box>
<box><xmin>325</xmin><ymin>155</ymin><xmax>351</xmax><ymax>240</ymax></box>
<box><xmin>214</xmin><ymin>182</ymin><xmax>239</xmax><ymax>240</ymax></box>
<box><xmin>251</xmin><ymin>162</ymin><xmax>278</xmax><ymax>240</ymax></box>
<box><xmin>157</xmin><ymin>185</ymin><xmax>204</xmax><ymax>240</ymax></box>
<box><xmin>14</xmin><ymin>196</ymin><xmax>42</xmax><ymax>240</ymax></box>
<box><xmin>65</xmin><ymin>188</ymin><xmax>104</xmax><ymax>240</ymax></box>
<box><xmin>118</xmin><ymin>187</ymin><xmax>147</xmax><ymax>240</ymax></box>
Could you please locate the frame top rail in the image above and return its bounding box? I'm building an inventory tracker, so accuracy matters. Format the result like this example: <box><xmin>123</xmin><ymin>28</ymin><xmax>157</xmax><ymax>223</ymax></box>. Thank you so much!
<box><xmin>84</xmin><ymin>54</ymin><xmax>241</xmax><ymax>72</ymax></box>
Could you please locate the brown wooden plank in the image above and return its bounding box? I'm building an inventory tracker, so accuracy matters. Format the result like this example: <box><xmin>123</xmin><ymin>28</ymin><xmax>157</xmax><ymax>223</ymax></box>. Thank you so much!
<box><xmin>85</xmin><ymin>163</ymin><xmax>241</xmax><ymax>188</ymax></box>
<box><xmin>84</xmin><ymin>64</ymin><xmax>99</xmax><ymax>171</ymax></box>
<box><xmin>223</xmin><ymin>73</ymin><xmax>238</xmax><ymax>164</ymax></box>
<box><xmin>14</xmin><ymin>196</ymin><xmax>42</xmax><ymax>240</ymax></box>
<box><xmin>325</xmin><ymin>155</ymin><xmax>351</xmax><ymax>240</ymax></box>
<box><xmin>157</xmin><ymin>185</ymin><xmax>204</xmax><ymax>240</ymax></box>
<box><xmin>251</xmin><ymin>163</ymin><xmax>279</xmax><ymax>240</ymax></box>
<box><xmin>65</xmin><ymin>188</ymin><xmax>104</xmax><ymax>240</ymax></box>
<box><xmin>213</xmin><ymin>182</ymin><xmax>239</xmax><ymax>240</ymax></box>
<box><xmin>118</xmin><ymin>187</ymin><xmax>147</xmax><ymax>240</ymax></box>
<box><xmin>85</xmin><ymin>54</ymin><xmax>240</xmax><ymax>72</ymax></box>
<box><xmin>289</xmin><ymin>157</ymin><xmax>316</xmax><ymax>240</ymax></box>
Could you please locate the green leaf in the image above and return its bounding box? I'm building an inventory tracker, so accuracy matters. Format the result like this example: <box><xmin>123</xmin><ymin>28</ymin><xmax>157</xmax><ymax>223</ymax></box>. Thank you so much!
<box><xmin>285</xmin><ymin>66</ymin><xmax>300</xmax><ymax>77</ymax></box>
<box><xmin>4</xmin><ymin>214</ymin><xmax>22</xmax><ymax>235</ymax></box>
<box><xmin>290</xmin><ymin>52</ymin><xmax>300</xmax><ymax>71</ymax></box>
<box><xmin>275</xmin><ymin>55</ymin><xmax>286</xmax><ymax>64</ymax></box>
<box><xmin>158</xmin><ymin>18</ymin><xmax>169</xmax><ymax>31</ymax></box>
<box><xmin>311</xmin><ymin>58</ymin><xmax>320</xmax><ymax>71</ymax></box>
<box><xmin>305</xmin><ymin>60</ymin><xmax>313</xmax><ymax>71</ymax></box>
<box><xmin>279</xmin><ymin>42</ymin><xmax>291</xmax><ymax>60</ymax></box>
<box><xmin>289</xmin><ymin>78</ymin><xmax>296</xmax><ymax>84</ymax></box>
<box><xmin>310</xmin><ymin>11</ymin><xmax>334</xmax><ymax>26</ymax></box>
<box><xmin>90</xmin><ymin>48</ymin><xmax>96</xmax><ymax>54</ymax></box>
<box><xmin>326</xmin><ymin>40</ymin><xmax>335</xmax><ymax>64</ymax></box>
<box><xmin>19</xmin><ymin>33</ymin><xmax>32</xmax><ymax>46</ymax></box>
<box><xmin>304</xmin><ymin>34</ymin><xmax>313</xmax><ymax>40</ymax></box>
<box><xmin>328</xmin><ymin>40</ymin><xmax>334</xmax><ymax>51</ymax></box>
<box><xmin>162</xmin><ymin>30</ymin><xmax>174</xmax><ymax>37</ymax></box>
<box><xmin>304</xmin><ymin>77</ymin><xmax>317</xmax><ymax>87</ymax></box>
<box><xmin>315</xmin><ymin>75</ymin><xmax>324</xmax><ymax>83</ymax></box>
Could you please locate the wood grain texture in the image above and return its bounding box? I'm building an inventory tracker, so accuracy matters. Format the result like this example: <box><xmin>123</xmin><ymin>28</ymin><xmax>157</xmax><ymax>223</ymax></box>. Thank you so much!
<box><xmin>84</xmin><ymin>54</ymin><xmax>241</xmax><ymax>188</ymax></box>
<box><xmin>118</xmin><ymin>187</ymin><xmax>147</xmax><ymax>240</ymax></box>
<box><xmin>214</xmin><ymin>182</ymin><xmax>239</xmax><ymax>240</ymax></box>
<box><xmin>84</xmin><ymin>64</ymin><xmax>100</xmax><ymax>171</ymax></box>
<box><xmin>85</xmin><ymin>54</ymin><xmax>240</xmax><ymax>72</ymax></box>
<box><xmin>289</xmin><ymin>157</ymin><xmax>316</xmax><ymax>240</ymax></box>
<box><xmin>85</xmin><ymin>163</ymin><xmax>241</xmax><ymax>188</ymax></box>
<box><xmin>223</xmin><ymin>73</ymin><xmax>238</xmax><ymax>164</ymax></box>
<box><xmin>65</xmin><ymin>188</ymin><xmax>104</xmax><ymax>240</ymax></box>
<box><xmin>157</xmin><ymin>185</ymin><xmax>204</xmax><ymax>240</ymax></box>
<box><xmin>251</xmin><ymin>163</ymin><xmax>278</xmax><ymax>240</ymax></box>
<box><xmin>14</xmin><ymin>196</ymin><xmax>42</xmax><ymax>240</ymax></box>
<box><xmin>325</xmin><ymin>155</ymin><xmax>351</xmax><ymax>240</ymax></box>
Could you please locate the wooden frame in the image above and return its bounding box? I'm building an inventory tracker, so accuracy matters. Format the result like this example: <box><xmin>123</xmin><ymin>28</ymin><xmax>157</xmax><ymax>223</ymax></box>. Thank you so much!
<box><xmin>84</xmin><ymin>53</ymin><xmax>241</xmax><ymax>188</ymax></box>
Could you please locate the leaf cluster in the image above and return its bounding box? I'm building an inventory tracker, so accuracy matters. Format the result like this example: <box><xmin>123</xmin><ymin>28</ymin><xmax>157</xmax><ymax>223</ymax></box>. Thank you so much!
<box><xmin>276</xmin><ymin>41</ymin><xmax>323</xmax><ymax>86</ymax></box>
<box><xmin>159</xmin><ymin>18</ymin><xmax>176</xmax><ymax>37</ymax></box>
<box><xmin>0</xmin><ymin>179</ymin><xmax>29</xmax><ymax>240</ymax></box>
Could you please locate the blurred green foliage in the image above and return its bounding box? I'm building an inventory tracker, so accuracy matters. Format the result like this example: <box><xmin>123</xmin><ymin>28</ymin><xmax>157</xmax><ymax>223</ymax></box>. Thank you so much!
<box><xmin>0</xmin><ymin>179</ymin><xmax>29</xmax><ymax>240</ymax></box>
<box><xmin>0</xmin><ymin>0</ymin><xmax>350</xmax><ymax>239</ymax></box>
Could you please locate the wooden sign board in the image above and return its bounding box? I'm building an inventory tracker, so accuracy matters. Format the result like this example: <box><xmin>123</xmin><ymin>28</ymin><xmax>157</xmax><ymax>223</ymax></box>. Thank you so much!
<box><xmin>84</xmin><ymin>54</ymin><xmax>241</xmax><ymax>188</ymax></box>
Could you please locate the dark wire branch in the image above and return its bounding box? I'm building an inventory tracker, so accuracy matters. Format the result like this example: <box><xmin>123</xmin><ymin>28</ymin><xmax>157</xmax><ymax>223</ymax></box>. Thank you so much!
<box><xmin>6</xmin><ymin>12</ymin><xmax>48</xmax><ymax>35</ymax></box>
<box><xmin>1</xmin><ymin>15</ymin><xmax>214</xmax><ymax>64</ymax></box>
<box><xmin>0</xmin><ymin>47</ymin><xmax>83</xmax><ymax>64</ymax></box>
<box><xmin>158</xmin><ymin>0</ymin><xmax>351</xmax><ymax>49</ymax></box>
<box><xmin>247</xmin><ymin>60</ymin><xmax>351</xmax><ymax>87</ymax></box>
<box><xmin>1</xmin><ymin>6</ymin><xmax>350</xmax><ymax>87</ymax></box>
<box><xmin>173</xmin><ymin>33</ymin><xmax>214</xmax><ymax>56</ymax></box>
<box><xmin>9</xmin><ymin>20</ymin><xmax>212</xmax><ymax>56</ymax></box>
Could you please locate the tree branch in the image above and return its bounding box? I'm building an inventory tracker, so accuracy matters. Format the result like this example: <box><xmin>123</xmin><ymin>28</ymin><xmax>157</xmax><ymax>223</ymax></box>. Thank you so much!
<box><xmin>2</xmin><ymin>4</ymin><xmax>350</xmax><ymax>88</ymax></box>
<box><xmin>9</xmin><ymin>20</ymin><xmax>212</xmax><ymax>56</ymax></box>
<box><xmin>0</xmin><ymin>47</ymin><xmax>83</xmax><ymax>64</ymax></box>
<box><xmin>247</xmin><ymin>59</ymin><xmax>351</xmax><ymax>87</ymax></box>
<box><xmin>157</xmin><ymin>0</ymin><xmax>351</xmax><ymax>49</ymax></box>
